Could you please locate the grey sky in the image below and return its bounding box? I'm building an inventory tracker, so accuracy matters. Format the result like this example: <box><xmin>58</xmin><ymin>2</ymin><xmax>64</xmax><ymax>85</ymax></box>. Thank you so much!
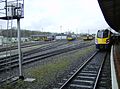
<box><xmin>0</xmin><ymin>0</ymin><xmax>109</xmax><ymax>34</ymax></box>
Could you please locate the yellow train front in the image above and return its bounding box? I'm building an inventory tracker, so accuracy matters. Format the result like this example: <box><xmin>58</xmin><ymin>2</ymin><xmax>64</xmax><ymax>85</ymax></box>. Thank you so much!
<box><xmin>95</xmin><ymin>29</ymin><xmax>112</xmax><ymax>50</ymax></box>
<box><xmin>67</xmin><ymin>35</ymin><xmax>76</xmax><ymax>41</ymax></box>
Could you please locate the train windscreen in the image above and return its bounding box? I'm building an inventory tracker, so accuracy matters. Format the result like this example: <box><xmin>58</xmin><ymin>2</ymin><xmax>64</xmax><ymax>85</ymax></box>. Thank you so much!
<box><xmin>97</xmin><ymin>30</ymin><xmax>108</xmax><ymax>38</ymax></box>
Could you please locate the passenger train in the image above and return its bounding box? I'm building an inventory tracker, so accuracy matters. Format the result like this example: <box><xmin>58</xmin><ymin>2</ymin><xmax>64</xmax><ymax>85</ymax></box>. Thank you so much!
<box><xmin>66</xmin><ymin>34</ymin><xmax>76</xmax><ymax>41</ymax></box>
<box><xmin>95</xmin><ymin>29</ymin><xmax>113</xmax><ymax>50</ymax></box>
<box><xmin>44</xmin><ymin>35</ymin><xmax>55</xmax><ymax>41</ymax></box>
<box><xmin>83</xmin><ymin>34</ymin><xmax>94</xmax><ymax>41</ymax></box>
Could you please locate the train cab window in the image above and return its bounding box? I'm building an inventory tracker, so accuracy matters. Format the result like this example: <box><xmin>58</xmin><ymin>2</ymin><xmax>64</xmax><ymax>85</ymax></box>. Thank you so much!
<box><xmin>97</xmin><ymin>30</ymin><xmax>108</xmax><ymax>38</ymax></box>
<box><xmin>103</xmin><ymin>30</ymin><xmax>108</xmax><ymax>38</ymax></box>
<box><xmin>97</xmin><ymin>31</ymin><xmax>103</xmax><ymax>38</ymax></box>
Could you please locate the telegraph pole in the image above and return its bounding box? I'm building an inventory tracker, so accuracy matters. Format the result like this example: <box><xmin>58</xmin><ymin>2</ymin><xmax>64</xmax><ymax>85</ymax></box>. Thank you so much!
<box><xmin>60</xmin><ymin>25</ymin><xmax>62</xmax><ymax>40</ymax></box>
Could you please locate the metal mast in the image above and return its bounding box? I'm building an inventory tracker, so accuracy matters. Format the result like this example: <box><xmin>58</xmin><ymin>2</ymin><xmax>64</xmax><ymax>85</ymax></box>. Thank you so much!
<box><xmin>0</xmin><ymin>0</ymin><xmax>24</xmax><ymax>79</ymax></box>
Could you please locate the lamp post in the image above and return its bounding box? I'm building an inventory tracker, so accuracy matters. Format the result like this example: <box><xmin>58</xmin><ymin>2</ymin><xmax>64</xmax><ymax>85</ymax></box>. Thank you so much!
<box><xmin>60</xmin><ymin>25</ymin><xmax>62</xmax><ymax>40</ymax></box>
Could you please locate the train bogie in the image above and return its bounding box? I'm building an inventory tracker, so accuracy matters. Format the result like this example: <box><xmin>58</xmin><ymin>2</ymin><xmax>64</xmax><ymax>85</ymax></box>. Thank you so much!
<box><xmin>96</xmin><ymin>44</ymin><xmax>111</xmax><ymax>50</ymax></box>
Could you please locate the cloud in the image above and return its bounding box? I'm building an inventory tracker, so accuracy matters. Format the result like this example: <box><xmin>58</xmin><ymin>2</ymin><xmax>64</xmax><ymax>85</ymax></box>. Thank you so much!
<box><xmin>0</xmin><ymin>0</ymin><xmax>109</xmax><ymax>34</ymax></box>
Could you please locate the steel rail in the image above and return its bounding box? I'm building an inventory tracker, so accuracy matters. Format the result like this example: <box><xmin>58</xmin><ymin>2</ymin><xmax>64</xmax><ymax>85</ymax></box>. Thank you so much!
<box><xmin>0</xmin><ymin>41</ymin><xmax>58</xmax><ymax>52</ymax></box>
<box><xmin>0</xmin><ymin>42</ymin><xmax>67</xmax><ymax>70</ymax></box>
<box><xmin>0</xmin><ymin>43</ymin><xmax>94</xmax><ymax>72</ymax></box>
<box><xmin>0</xmin><ymin>42</ymin><xmax>94</xmax><ymax>85</ymax></box>
<box><xmin>93</xmin><ymin>52</ymin><xmax>107</xmax><ymax>89</ymax></box>
<box><xmin>59</xmin><ymin>51</ymin><xmax>108</xmax><ymax>89</ymax></box>
<box><xmin>59</xmin><ymin>51</ymin><xmax>98</xmax><ymax>89</ymax></box>
<box><xmin>0</xmin><ymin>41</ymin><xmax>65</xmax><ymax>61</ymax></box>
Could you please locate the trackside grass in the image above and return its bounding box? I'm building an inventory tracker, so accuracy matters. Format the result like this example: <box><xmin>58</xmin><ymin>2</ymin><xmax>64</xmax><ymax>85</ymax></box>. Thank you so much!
<box><xmin>1</xmin><ymin>45</ymin><xmax>95</xmax><ymax>89</ymax></box>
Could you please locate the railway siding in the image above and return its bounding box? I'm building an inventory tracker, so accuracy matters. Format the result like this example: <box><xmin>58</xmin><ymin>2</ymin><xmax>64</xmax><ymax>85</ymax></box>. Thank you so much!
<box><xmin>0</xmin><ymin>41</ymin><xmax>61</xmax><ymax>58</ymax></box>
<box><xmin>0</xmin><ymin>41</ymin><xmax>93</xmax><ymax>72</ymax></box>
<box><xmin>1</xmin><ymin>45</ymin><xmax>95</xmax><ymax>89</ymax></box>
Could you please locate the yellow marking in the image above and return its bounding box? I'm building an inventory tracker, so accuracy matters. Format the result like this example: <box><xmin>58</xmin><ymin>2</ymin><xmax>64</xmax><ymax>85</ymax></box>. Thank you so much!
<box><xmin>97</xmin><ymin>38</ymin><xmax>109</xmax><ymax>44</ymax></box>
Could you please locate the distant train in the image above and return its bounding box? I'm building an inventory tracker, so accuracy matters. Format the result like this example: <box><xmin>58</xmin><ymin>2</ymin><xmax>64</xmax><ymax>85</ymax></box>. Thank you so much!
<box><xmin>83</xmin><ymin>34</ymin><xmax>94</xmax><ymax>41</ymax></box>
<box><xmin>66</xmin><ymin>34</ymin><xmax>76</xmax><ymax>41</ymax></box>
<box><xmin>95</xmin><ymin>29</ymin><xmax>113</xmax><ymax>50</ymax></box>
<box><xmin>44</xmin><ymin>35</ymin><xmax>55</xmax><ymax>41</ymax></box>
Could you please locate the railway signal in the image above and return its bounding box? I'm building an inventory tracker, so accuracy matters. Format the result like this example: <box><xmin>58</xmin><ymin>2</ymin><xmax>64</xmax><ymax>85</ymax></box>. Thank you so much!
<box><xmin>0</xmin><ymin>0</ymin><xmax>24</xmax><ymax>80</ymax></box>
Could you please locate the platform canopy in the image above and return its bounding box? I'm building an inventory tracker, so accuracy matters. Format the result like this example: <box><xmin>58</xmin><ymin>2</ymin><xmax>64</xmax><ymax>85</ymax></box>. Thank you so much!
<box><xmin>98</xmin><ymin>0</ymin><xmax>120</xmax><ymax>32</ymax></box>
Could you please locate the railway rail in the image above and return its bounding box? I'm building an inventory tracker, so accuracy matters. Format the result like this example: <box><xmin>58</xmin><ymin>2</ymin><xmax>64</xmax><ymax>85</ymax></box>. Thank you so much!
<box><xmin>54</xmin><ymin>51</ymin><xmax>111</xmax><ymax>89</ymax></box>
<box><xmin>0</xmin><ymin>42</ymin><xmax>94</xmax><ymax>72</ymax></box>
<box><xmin>0</xmin><ymin>42</ymin><xmax>94</xmax><ymax>84</ymax></box>
<box><xmin>0</xmin><ymin>40</ymin><xmax>67</xmax><ymax>60</ymax></box>
<box><xmin>0</xmin><ymin>41</ymin><xmax>68</xmax><ymax>71</ymax></box>
<box><xmin>0</xmin><ymin>40</ymin><xmax>61</xmax><ymax>52</ymax></box>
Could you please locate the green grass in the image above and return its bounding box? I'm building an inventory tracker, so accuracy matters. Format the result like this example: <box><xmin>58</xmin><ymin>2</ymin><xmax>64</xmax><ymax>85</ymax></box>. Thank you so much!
<box><xmin>24</xmin><ymin>45</ymin><xmax>95</xmax><ymax>88</ymax></box>
<box><xmin>1</xmin><ymin>45</ymin><xmax>95</xmax><ymax>89</ymax></box>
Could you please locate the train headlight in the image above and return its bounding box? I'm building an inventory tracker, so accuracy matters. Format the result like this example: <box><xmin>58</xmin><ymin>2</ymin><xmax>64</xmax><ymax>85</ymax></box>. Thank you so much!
<box><xmin>106</xmin><ymin>39</ymin><xmax>110</xmax><ymax>44</ymax></box>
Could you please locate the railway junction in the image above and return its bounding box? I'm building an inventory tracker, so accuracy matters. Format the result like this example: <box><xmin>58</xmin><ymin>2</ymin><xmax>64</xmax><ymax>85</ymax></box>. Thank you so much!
<box><xmin>0</xmin><ymin>36</ymin><xmax>119</xmax><ymax>89</ymax></box>
<box><xmin>0</xmin><ymin>0</ymin><xmax>120</xmax><ymax>89</ymax></box>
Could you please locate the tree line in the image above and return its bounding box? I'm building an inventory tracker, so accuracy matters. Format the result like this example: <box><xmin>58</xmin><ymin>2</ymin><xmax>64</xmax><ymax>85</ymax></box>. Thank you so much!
<box><xmin>0</xmin><ymin>28</ymin><xmax>51</xmax><ymax>37</ymax></box>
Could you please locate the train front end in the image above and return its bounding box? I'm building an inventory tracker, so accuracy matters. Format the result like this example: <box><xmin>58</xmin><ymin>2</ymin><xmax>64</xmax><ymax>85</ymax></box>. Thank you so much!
<box><xmin>95</xmin><ymin>29</ymin><xmax>112</xmax><ymax>50</ymax></box>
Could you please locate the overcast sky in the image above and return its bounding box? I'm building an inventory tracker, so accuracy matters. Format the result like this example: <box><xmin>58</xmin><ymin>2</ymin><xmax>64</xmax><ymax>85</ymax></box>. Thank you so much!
<box><xmin>0</xmin><ymin>0</ymin><xmax>109</xmax><ymax>34</ymax></box>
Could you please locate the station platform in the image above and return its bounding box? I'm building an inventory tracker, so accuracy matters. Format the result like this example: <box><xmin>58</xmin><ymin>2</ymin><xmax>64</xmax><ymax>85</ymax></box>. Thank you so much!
<box><xmin>111</xmin><ymin>42</ymin><xmax>120</xmax><ymax>89</ymax></box>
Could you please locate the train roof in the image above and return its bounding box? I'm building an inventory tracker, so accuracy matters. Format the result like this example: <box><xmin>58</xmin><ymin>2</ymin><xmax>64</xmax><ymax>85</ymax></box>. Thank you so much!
<box><xmin>98</xmin><ymin>29</ymin><xmax>110</xmax><ymax>32</ymax></box>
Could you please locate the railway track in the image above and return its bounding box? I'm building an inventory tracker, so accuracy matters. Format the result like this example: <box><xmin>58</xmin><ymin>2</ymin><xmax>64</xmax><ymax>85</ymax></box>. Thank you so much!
<box><xmin>0</xmin><ymin>42</ymin><xmax>94</xmax><ymax>72</ymax></box>
<box><xmin>0</xmin><ymin>40</ymin><xmax>62</xmax><ymax>52</ymax></box>
<box><xmin>54</xmin><ymin>51</ymin><xmax>111</xmax><ymax>89</ymax></box>
<box><xmin>0</xmin><ymin>41</ymin><xmax>61</xmax><ymax>58</ymax></box>
<box><xmin>0</xmin><ymin>41</ymin><xmax>94</xmax><ymax>84</ymax></box>
<box><xmin>95</xmin><ymin>51</ymin><xmax>111</xmax><ymax>89</ymax></box>
<box><xmin>0</xmin><ymin>41</ymin><xmax>67</xmax><ymax>63</ymax></box>
<box><xmin>0</xmin><ymin>41</ymin><xmax>43</xmax><ymax>52</ymax></box>
<box><xmin>0</xmin><ymin>41</ymin><xmax>68</xmax><ymax>70</ymax></box>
